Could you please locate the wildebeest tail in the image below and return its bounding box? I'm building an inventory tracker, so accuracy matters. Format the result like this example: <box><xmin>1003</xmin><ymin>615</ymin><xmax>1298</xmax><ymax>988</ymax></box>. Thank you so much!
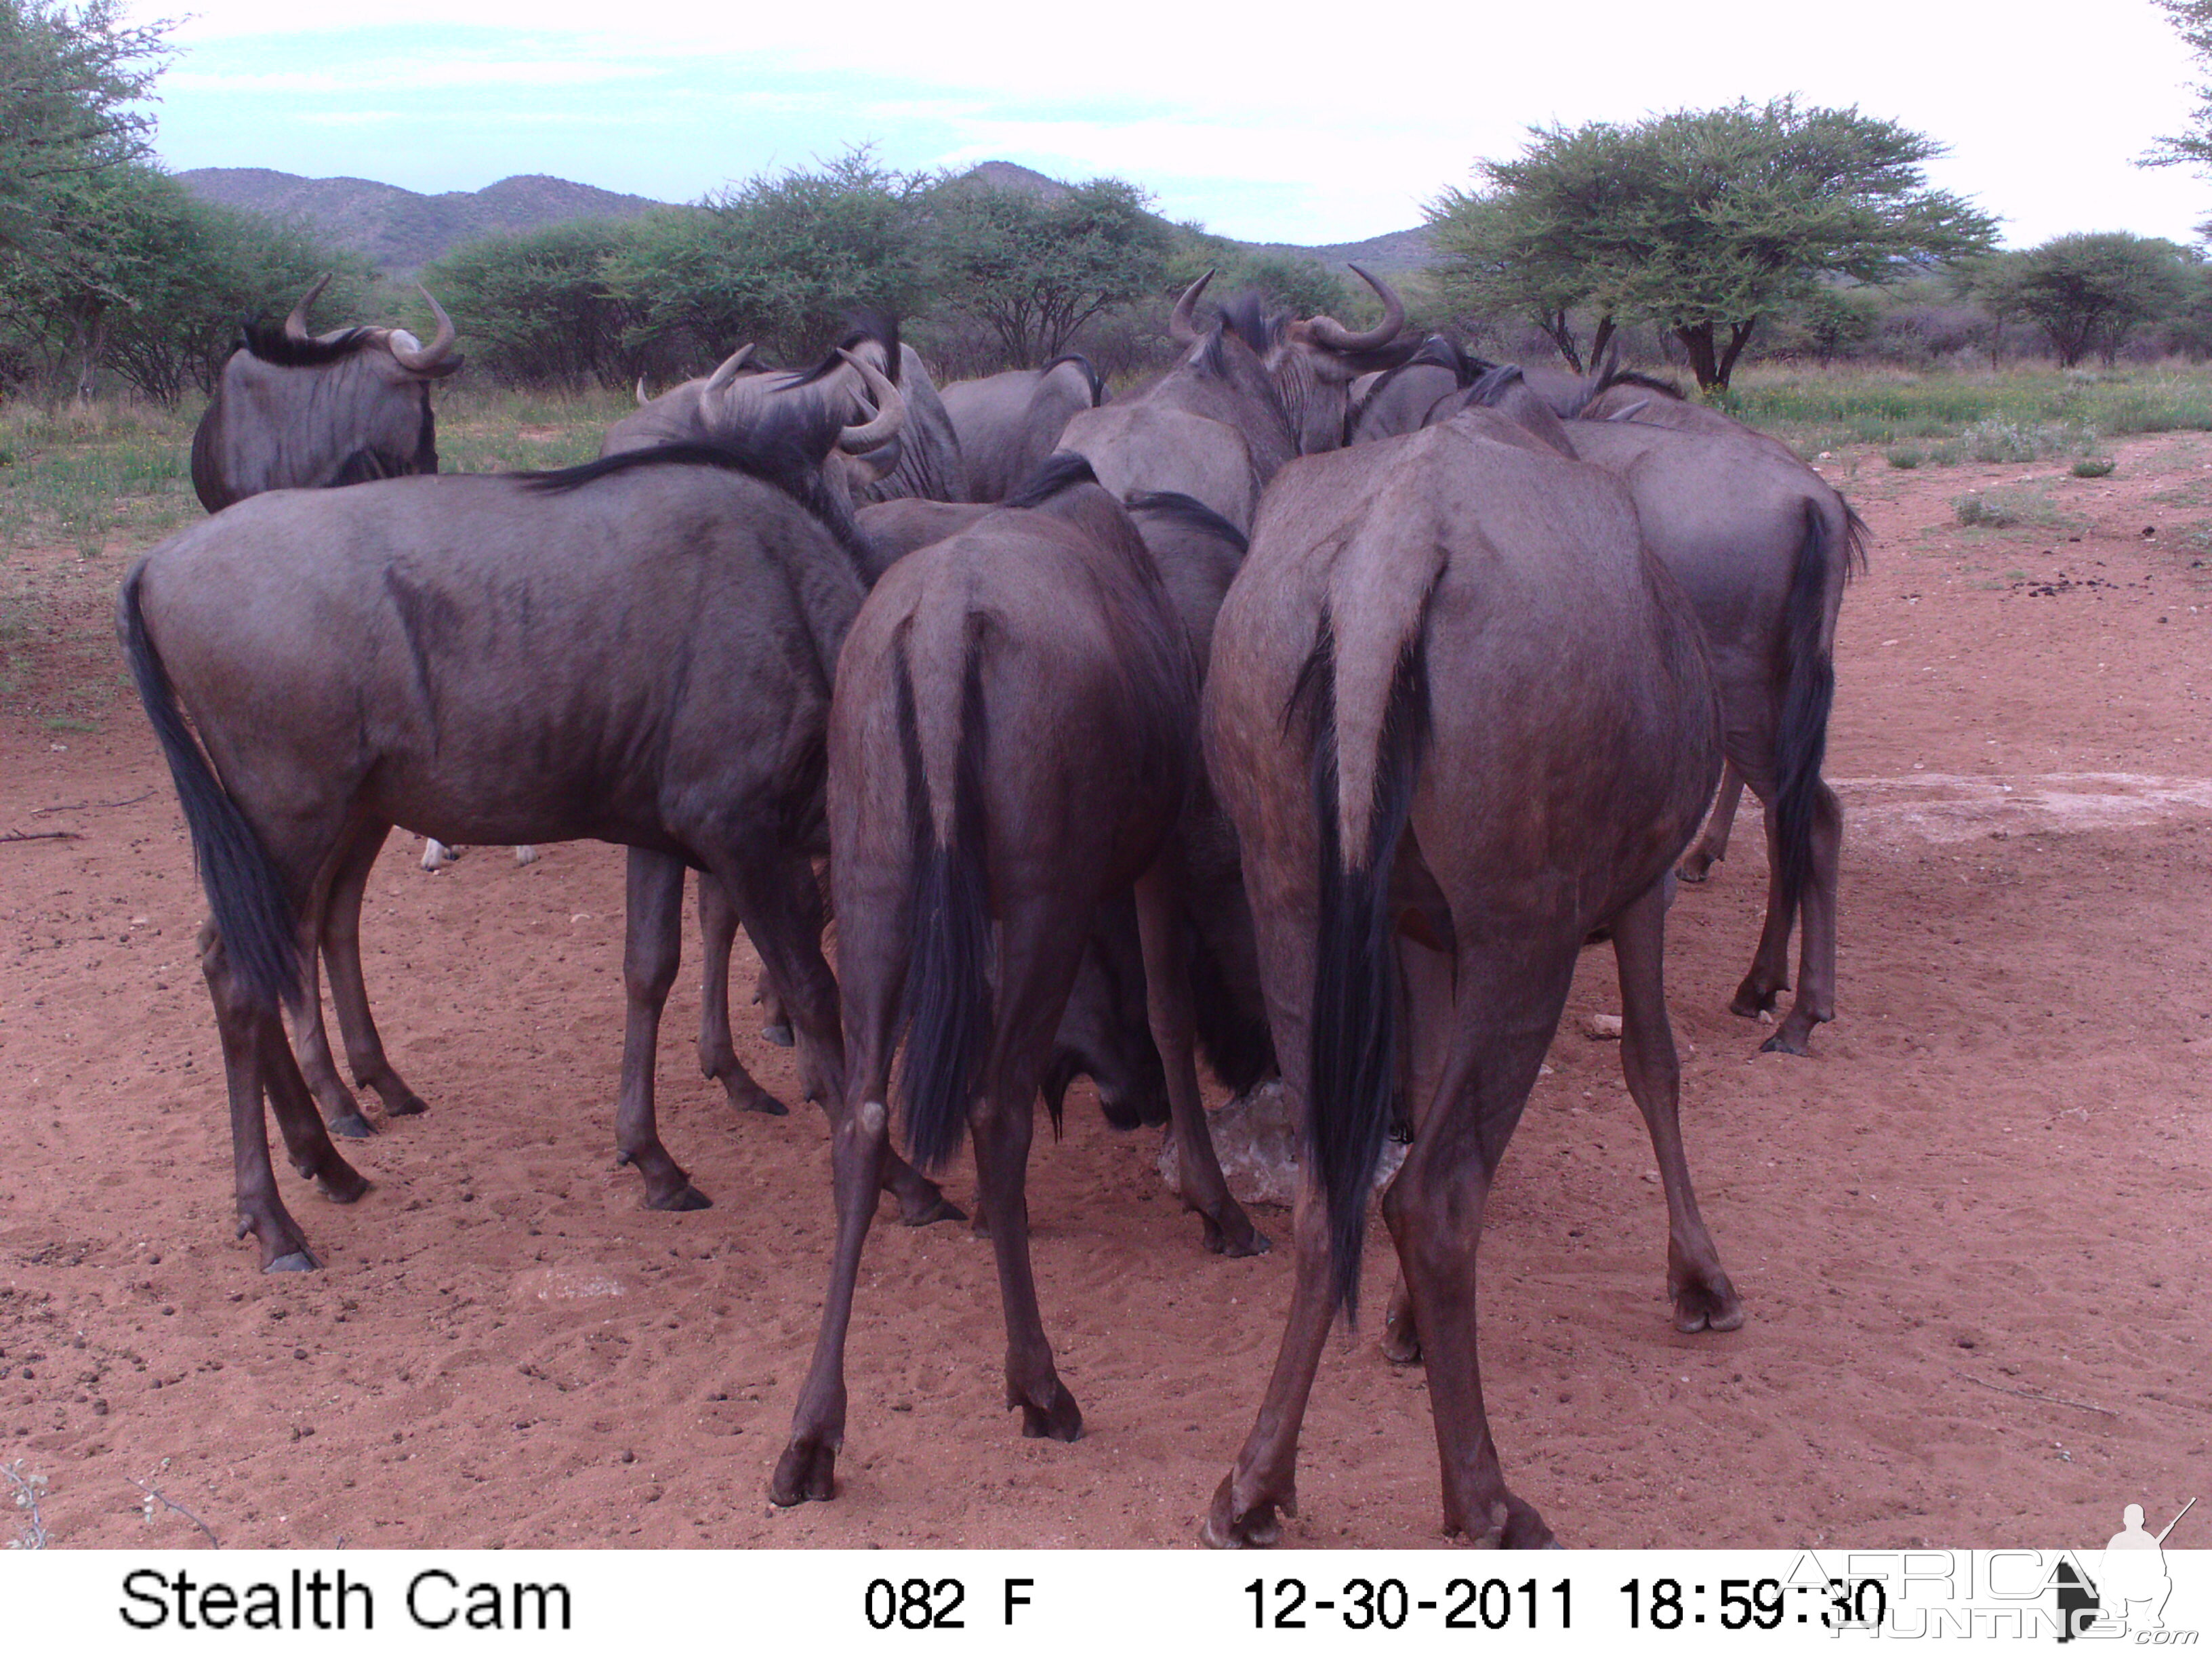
<box><xmin>895</xmin><ymin>623</ymin><xmax>994</xmax><ymax>1172</ymax></box>
<box><xmin>1290</xmin><ymin>590</ymin><xmax>1433</xmax><ymax>1319</ymax></box>
<box><xmin>1772</xmin><ymin>497</ymin><xmax>1841</xmax><ymax>920</ymax></box>
<box><xmin>117</xmin><ymin>562</ymin><xmax>300</xmax><ymax>1010</ymax></box>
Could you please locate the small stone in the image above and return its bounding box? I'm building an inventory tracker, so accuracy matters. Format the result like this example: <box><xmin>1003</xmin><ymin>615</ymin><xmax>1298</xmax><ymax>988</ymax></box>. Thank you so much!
<box><xmin>1580</xmin><ymin>1012</ymin><xmax>1624</xmax><ymax>1040</ymax></box>
<box><xmin>91</xmin><ymin>1399</ymin><xmax>108</xmax><ymax>1416</ymax></box>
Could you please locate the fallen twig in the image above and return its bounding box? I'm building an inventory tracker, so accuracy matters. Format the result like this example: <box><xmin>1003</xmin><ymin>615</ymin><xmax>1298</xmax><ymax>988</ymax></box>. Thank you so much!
<box><xmin>131</xmin><ymin>1473</ymin><xmax>222</xmax><ymax>1549</ymax></box>
<box><xmin>0</xmin><ymin>829</ymin><xmax>81</xmax><ymax>844</ymax></box>
<box><xmin>35</xmin><ymin>790</ymin><xmax>151</xmax><ymax>815</ymax></box>
<box><xmin>1951</xmin><ymin>1368</ymin><xmax>2117</xmax><ymax>1418</ymax></box>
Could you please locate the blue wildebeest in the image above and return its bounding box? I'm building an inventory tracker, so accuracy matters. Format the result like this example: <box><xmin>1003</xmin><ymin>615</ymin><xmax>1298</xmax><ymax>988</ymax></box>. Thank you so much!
<box><xmin>771</xmin><ymin>454</ymin><xmax>1275</xmax><ymax>1506</ymax></box>
<box><xmin>1060</xmin><ymin>268</ymin><xmax>1412</xmax><ymax>533</ymax></box>
<box><xmin>122</xmin><ymin>374</ymin><xmax>987</xmax><ymax>1271</ymax></box>
<box><xmin>189</xmin><ymin>275</ymin><xmax>462</xmax><ymax>514</ymax></box>
<box><xmin>1198</xmin><ymin>403</ymin><xmax>1732</xmax><ymax>1548</ymax></box>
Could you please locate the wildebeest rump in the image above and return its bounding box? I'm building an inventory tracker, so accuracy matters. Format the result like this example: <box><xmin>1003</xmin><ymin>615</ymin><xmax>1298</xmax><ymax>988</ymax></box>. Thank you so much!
<box><xmin>1198</xmin><ymin>407</ymin><xmax>1731</xmax><ymax>1547</ymax></box>
<box><xmin>121</xmin><ymin>396</ymin><xmax>967</xmax><ymax>1271</ymax></box>
<box><xmin>189</xmin><ymin>275</ymin><xmax>463</xmax><ymax>514</ymax></box>
<box><xmin>772</xmin><ymin>458</ymin><xmax>1257</xmax><ymax>1504</ymax></box>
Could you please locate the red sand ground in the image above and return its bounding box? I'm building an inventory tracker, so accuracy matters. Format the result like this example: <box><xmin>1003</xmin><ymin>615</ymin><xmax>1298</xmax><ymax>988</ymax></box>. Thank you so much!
<box><xmin>1</xmin><ymin>434</ymin><xmax>2207</xmax><ymax>1551</ymax></box>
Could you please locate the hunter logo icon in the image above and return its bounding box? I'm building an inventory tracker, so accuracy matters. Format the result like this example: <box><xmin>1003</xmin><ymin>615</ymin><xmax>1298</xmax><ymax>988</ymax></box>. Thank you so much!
<box><xmin>2058</xmin><ymin>1496</ymin><xmax>2196</xmax><ymax>1640</ymax></box>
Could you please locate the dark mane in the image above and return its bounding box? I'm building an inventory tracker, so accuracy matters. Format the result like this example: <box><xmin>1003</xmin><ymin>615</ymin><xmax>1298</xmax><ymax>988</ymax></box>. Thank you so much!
<box><xmin>1004</xmin><ymin>450</ymin><xmax>1099</xmax><ymax>508</ymax></box>
<box><xmin>1124</xmin><ymin>489</ymin><xmax>1248</xmax><ymax>557</ymax></box>
<box><xmin>1466</xmin><ymin>363</ymin><xmax>1526</xmax><ymax>407</ymax></box>
<box><xmin>1216</xmin><ymin>291</ymin><xmax>1281</xmax><ymax>356</ymax></box>
<box><xmin>1042</xmin><ymin>352</ymin><xmax>1107</xmax><ymax>406</ymax></box>
<box><xmin>1597</xmin><ymin>366</ymin><xmax>1686</xmax><ymax>402</ymax></box>
<box><xmin>238</xmin><ymin>323</ymin><xmax>377</xmax><ymax>367</ymax></box>
<box><xmin>520</xmin><ymin>398</ymin><xmax>876</xmax><ymax>571</ymax></box>
<box><xmin>781</xmin><ymin>308</ymin><xmax>903</xmax><ymax>391</ymax></box>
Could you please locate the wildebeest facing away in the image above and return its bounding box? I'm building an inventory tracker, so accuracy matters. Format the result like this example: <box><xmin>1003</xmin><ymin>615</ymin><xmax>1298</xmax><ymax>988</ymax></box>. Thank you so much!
<box><xmin>939</xmin><ymin>354</ymin><xmax>1109</xmax><ymax>502</ymax></box>
<box><xmin>189</xmin><ymin>274</ymin><xmax>463</xmax><ymax>514</ymax></box>
<box><xmin>122</xmin><ymin>378</ymin><xmax>979</xmax><ymax>1271</ymax></box>
<box><xmin>1198</xmin><ymin>404</ymin><xmax>1729</xmax><ymax>1547</ymax></box>
<box><xmin>1060</xmin><ymin>267</ymin><xmax>1412</xmax><ymax>532</ymax></box>
<box><xmin>772</xmin><ymin>456</ymin><xmax>1263</xmax><ymax>1504</ymax></box>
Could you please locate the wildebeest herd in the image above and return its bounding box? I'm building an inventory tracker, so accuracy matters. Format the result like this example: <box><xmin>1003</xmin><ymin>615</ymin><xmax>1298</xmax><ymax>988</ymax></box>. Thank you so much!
<box><xmin>123</xmin><ymin>267</ymin><xmax>1862</xmax><ymax>1547</ymax></box>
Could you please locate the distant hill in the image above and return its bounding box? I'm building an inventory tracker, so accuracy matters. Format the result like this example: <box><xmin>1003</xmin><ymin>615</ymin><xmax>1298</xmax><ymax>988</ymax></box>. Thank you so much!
<box><xmin>176</xmin><ymin>169</ymin><xmax>664</xmax><ymax>274</ymax></box>
<box><xmin>179</xmin><ymin>161</ymin><xmax>1431</xmax><ymax>280</ymax></box>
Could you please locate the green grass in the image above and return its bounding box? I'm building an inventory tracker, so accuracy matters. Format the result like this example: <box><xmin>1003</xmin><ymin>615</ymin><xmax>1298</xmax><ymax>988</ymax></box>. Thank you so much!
<box><xmin>1715</xmin><ymin>364</ymin><xmax>2212</xmax><ymax>461</ymax></box>
<box><xmin>1953</xmin><ymin>486</ymin><xmax>2078</xmax><ymax>531</ymax></box>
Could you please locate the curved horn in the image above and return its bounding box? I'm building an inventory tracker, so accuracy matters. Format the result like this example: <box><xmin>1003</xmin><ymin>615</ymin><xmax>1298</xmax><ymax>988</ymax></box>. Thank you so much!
<box><xmin>1308</xmin><ymin>264</ymin><xmax>1406</xmax><ymax>354</ymax></box>
<box><xmin>834</xmin><ymin>347</ymin><xmax>905</xmax><ymax>453</ymax></box>
<box><xmin>388</xmin><ymin>284</ymin><xmax>458</xmax><ymax>372</ymax></box>
<box><xmin>284</xmin><ymin>272</ymin><xmax>331</xmax><ymax>341</ymax></box>
<box><xmin>635</xmin><ymin>375</ymin><xmax>651</xmax><ymax>406</ymax></box>
<box><xmin>702</xmin><ymin>342</ymin><xmax>756</xmax><ymax>396</ymax></box>
<box><xmin>1169</xmin><ymin>270</ymin><xmax>1215</xmax><ymax>345</ymax></box>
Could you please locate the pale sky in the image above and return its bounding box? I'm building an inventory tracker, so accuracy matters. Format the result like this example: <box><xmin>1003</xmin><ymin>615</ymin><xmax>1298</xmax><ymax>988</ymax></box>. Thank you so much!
<box><xmin>131</xmin><ymin>0</ymin><xmax>2209</xmax><ymax>250</ymax></box>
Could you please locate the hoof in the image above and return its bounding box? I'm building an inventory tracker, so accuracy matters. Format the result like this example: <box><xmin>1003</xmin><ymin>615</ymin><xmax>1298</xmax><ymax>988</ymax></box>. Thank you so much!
<box><xmin>720</xmin><ymin>1080</ymin><xmax>790</xmax><ymax>1117</ymax></box>
<box><xmin>897</xmin><ymin>1189</ymin><xmax>967</xmax><ymax>1228</ymax></box>
<box><xmin>761</xmin><ymin>1020</ymin><xmax>794</xmax><ymax>1049</ymax></box>
<box><xmin>384</xmin><ymin>1090</ymin><xmax>430</xmax><ymax>1118</ymax></box>
<box><xmin>1381</xmin><ymin>1312</ymin><xmax>1423</xmax><ymax>1366</ymax></box>
<box><xmin>1202</xmin><ymin>1474</ymin><xmax>1286</xmax><ymax>1549</ymax></box>
<box><xmin>1200</xmin><ymin>1211</ymin><xmax>1271</xmax><ymax>1257</ymax></box>
<box><xmin>1673</xmin><ymin>1273</ymin><xmax>1746</xmax><ymax>1333</ymax></box>
<box><xmin>1676</xmin><ymin>851</ymin><xmax>1717</xmax><ymax>884</ymax></box>
<box><xmin>1452</xmin><ymin>1496</ymin><xmax>1557</xmax><ymax>1549</ymax></box>
<box><xmin>769</xmin><ymin>1438</ymin><xmax>838</xmax><ymax>1506</ymax></box>
<box><xmin>646</xmin><ymin>1183</ymin><xmax>712</xmax><ymax>1212</ymax></box>
<box><xmin>264</xmin><ymin>1250</ymin><xmax>319</xmax><ymax>1273</ymax></box>
<box><xmin>329</xmin><ymin>1111</ymin><xmax>375</xmax><ymax>1141</ymax></box>
<box><xmin>316</xmin><ymin>1164</ymin><xmax>370</xmax><ymax>1205</ymax></box>
<box><xmin>1729</xmin><ymin>985</ymin><xmax>1782</xmax><ymax>1019</ymax></box>
<box><xmin>1017</xmin><ymin>1380</ymin><xmax>1083</xmax><ymax>1441</ymax></box>
<box><xmin>1759</xmin><ymin>1017</ymin><xmax>1819</xmax><ymax>1057</ymax></box>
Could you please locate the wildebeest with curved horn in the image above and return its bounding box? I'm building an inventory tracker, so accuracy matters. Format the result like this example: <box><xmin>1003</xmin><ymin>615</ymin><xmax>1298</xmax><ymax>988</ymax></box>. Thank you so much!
<box><xmin>939</xmin><ymin>354</ymin><xmax>1110</xmax><ymax>502</ymax></box>
<box><xmin>189</xmin><ymin>274</ymin><xmax>464</xmax><ymax>514</ymax></box>
<box><xmin>121</xmin><ymin>366</ymin><xmax>983</xmax><ymax>1271</ymax></box>
<box><xmin>772</xmin><ymin>455</ymin><xmax>1274</xmax><ymax>1505</ymax></box>
<box><xmin>1060</xmin><ymin>266</ymin><xmax>1412</xmax><ymax>532</ymax></box>
<box><xmin>1198</xmin><ymin>403</ymin><xmax>1730</xmax><ymax>1548</ymax></box>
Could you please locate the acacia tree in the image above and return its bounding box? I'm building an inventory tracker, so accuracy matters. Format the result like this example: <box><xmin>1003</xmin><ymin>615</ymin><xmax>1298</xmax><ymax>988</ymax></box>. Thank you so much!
<box><xmin>925</xmin><ymin>178</ymin><xmax>1170</xmax><ymax>367</ymax></box>
<box><xmin>1427</xmin><ymin>98</ymin><xmax>1998</xmax><ymax>390</ymax></box>
<box><xmin>1965</xmin><ymin>234</ymin><xmax>2193</xmax><ymax>367</ymax></box>
<box><xmin>2146</xmin><ymin>0</ymin><xmax>2212</xmax><ymax>182</ymax></box>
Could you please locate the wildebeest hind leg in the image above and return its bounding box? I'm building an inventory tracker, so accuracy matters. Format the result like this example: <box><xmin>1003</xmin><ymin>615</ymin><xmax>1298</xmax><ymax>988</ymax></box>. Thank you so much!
<box><xmin>1763</xmin><ymin>782</ymin><xmax>1841</xmax><ymax>1057</ymax></box>
<box><xmin>1612</xmin><ymin>880</ymin><xmax>1741</xmax><ymax>1332</ymax></box>
<box><xmin>612</xmin><ymin>848</ymin><xmax>709</xmax><ymax>1210</ymax></box>
<box><xmin>199</xmin><ymin>921</ymin><xmax>319</xmax><ymax>1271</ymax></box>
<box><xmin>1134</xmin><ymin>865</ymin><xmax>1267</xmax><ymax>1256</ymax></box>
<box><xmin>1728</xmin><ymin>784</ymin><xmax>1796</xmax><ymax>1021</ymax></box>
<box><xmin>1379</xmin><ymin>938</ymin><xmax>1454</xmax><ymax>1365</ymax></box>
<box><xmin>260</xmin><ymin>1006</ymin><xmax>369</xmax><ymax>1207</ymax></box>
<box><xmin>288</xmin><ymin>930</ymin><xmax>373</xmax><ymax>1141</ymax></box>
<box><xmin>319</xmin><ymin>819</ymin><xmax>431</xmax><ymax>1122</ymax></box>
<box><xmin>693</xmin><ymin>874</ymin><xmax>788</xmax><ymax>1115</ymax></box>
<box><xmin>1678</xmin><ymin>761</ymin><xmax>1744</xmax><ymax>884</ymax></box>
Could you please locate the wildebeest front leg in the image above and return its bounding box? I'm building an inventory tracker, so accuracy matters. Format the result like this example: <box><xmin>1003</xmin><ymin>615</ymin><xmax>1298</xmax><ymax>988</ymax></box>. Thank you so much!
<box><xmin>1677</xmin><ymin>760</ymin><xmax>1744</xmax><ymax>884</ymax></box>
<box><xmin>1135</xmin><ymin>865</ymin><xmax>1267</xmax><ymax>1256</ymax></box>
<box><xmin>614</xmin><ymin>848</ymin><xmax>709</xmax><ymax>1210</ymax></box>
<box><xmin>693</xmin><ymin>874</ymin><xmax>789</xmax><ymax>1115</ymax></box>
<box><xmin>319</xmin><ymin>819</ymin><xmax>432</xmax><ymax>1122</ymax></box>
<box><xmin>1612</xmin><ymin>880</ymin><xmax>1742</xmax><ymax>1332</ymax></box>
<box><xmin>199</xmin><ymin>921</ymin><xmax>320</xmax><ymax>1271</ymax></box>
<box><xmin>1763</xmin><ymin>781</ymin><xmax>1841</xmax><ymax>1057</ymax></box>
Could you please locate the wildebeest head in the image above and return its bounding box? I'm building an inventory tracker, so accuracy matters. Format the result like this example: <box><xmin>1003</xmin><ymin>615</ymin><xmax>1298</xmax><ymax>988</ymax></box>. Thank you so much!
<box><xmin>189</xmin><ymin>274</ymin><xmax>466</xmax><ymax>514</ymax></box>
<box><xmin>1168</xmin><ymin>264</ymin><xmax>1411</xmax><ymax>457</ymax></box>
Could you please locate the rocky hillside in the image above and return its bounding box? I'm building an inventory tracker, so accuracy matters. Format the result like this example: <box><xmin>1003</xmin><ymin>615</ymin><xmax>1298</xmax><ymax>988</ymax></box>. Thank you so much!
<box><xmin>176</xmin><ymin>169</ymin><xmax>663</xmax><ymax>274</ymax></box>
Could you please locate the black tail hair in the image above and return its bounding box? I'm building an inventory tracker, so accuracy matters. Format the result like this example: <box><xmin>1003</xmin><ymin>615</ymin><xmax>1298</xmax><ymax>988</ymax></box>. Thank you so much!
<box><xmin>1771</xmin><ymin>499</ymin><xmax>1839</xmax><ymax>922</ymax></box>
<box><xmin>1042</xmin><ymin>352</ymin><xmax>1107</xmax><ymax>406</ymax></box>
<box><xmin>1003</xmin><ymin>449</ymin><xmax>1098</xmax><ymax>508</ymax></box>
<box><xmin>118</xmin><ymin>563</ymin><xmax>300</xmax><ymax>1010</ymax></box>
<box><xmin>895</xmin><ymin>624</ymin><xmax>995</xmax><ymax>1172</ymax></box>
<box><xmin>1288</xmin><ymin>611</ymin><xmax>1431</xmax><ymax>1318</ymax></box>
<box><xmin>1842</xmin><ymin>499</ymin><xmax>1871</xmax><ymax>582</ymax></box>
<box><xmin>1466</xmin><ymin>362</ymin><xmax>1527</xmax><ymax>406</ymax></box>
<box><xmin>1124</xmin><ymin>490</ymin><xmax>1248</xmax><ymax>557</ymax></box>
